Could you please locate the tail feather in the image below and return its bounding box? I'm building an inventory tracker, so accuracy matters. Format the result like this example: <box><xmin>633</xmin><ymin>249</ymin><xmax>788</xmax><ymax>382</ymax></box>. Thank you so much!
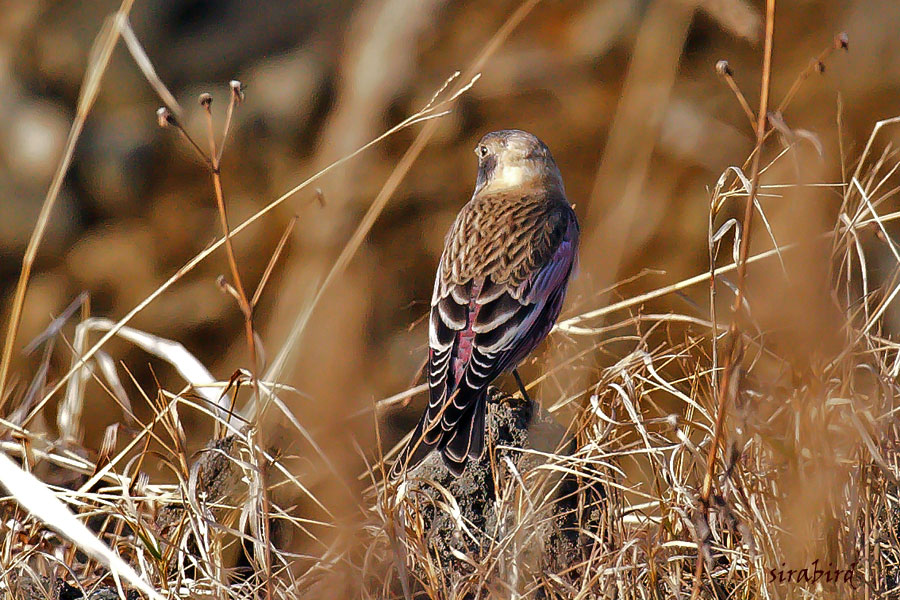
<box><xmin>391</xmin><ymin>389</ymin><xmax>487</xmax><ymax>479</ymax></box>
<box><xmin>390</xmin><ymin>414</ymin><xmax>438</xmax><ymax>480</ymax></box>
<box><xmin>467</xmin><ymin>397</ymin><xmax>485</xmax><ymax>461</ymax></box>
<box><xmin>441</xmin><ymin>391</ymin><xmax>486</xmax><ymax>475</ymax></box>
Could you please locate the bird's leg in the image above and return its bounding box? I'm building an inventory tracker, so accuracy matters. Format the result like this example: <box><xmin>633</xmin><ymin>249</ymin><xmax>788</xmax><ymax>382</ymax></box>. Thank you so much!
<box><xmin>512</xmin><ymin>369</ymin><xmax>532</xmax><ymax>404</ymax></box>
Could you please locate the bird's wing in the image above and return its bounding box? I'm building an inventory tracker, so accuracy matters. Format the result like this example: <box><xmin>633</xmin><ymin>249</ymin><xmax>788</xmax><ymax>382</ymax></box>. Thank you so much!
<box><xmin>466</xmin><ymin>197</ymin><xmax>578</xmax><ymax>382</ymax></box>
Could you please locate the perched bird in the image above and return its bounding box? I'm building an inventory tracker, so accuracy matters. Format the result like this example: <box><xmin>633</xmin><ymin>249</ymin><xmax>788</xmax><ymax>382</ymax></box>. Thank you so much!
<box><xmin>392</xmin><ymin>129</ymin><xmax>579</xmax><ymax>477</ymax></box>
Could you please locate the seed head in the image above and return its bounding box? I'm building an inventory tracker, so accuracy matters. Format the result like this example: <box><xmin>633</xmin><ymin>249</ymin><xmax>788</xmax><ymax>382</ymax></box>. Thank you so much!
<box><xmin>715</xmin><ymin>60</ymin><xmax>733</xmax><ymax>77</ymax></box>
<box><xmin>156</xmin><ymin>107</ymin><xmax>175</xmax><ymax>128</ymax></box>
<box><xmin>229</xmin><ymin>80</ymin><xmax>244</xmax><ymax>105</ymax></box>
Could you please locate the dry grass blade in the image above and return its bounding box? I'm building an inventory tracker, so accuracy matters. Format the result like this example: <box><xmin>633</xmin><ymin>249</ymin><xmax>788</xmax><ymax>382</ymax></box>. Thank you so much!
<box><xmin>252</xmin><ymin>216</ymin><xmax>299</xmax><ymax>309</ymax></box>
<box><xmin>262</xmin><ymin>0</ymin><xmax>540</xmax><ymax>394</ymax></box>
<box><xmin>119</xmin><ymin>15</ymin><xmax>182</xmax><ymax>117</ymax></box>
<box><xmin>22</xmin><ymin>78</ymin><xmax>470</xmax><ymax>429</ymax></box>
<box><xmin>59</xmin><ymin>317</ymin><xmax>227</xmax><ymax>437</ymax></box>
<box><xmin>0</xmin><ymin>0</ymin><xmax>136</xmax><ymax>412</ymax></box>
<box><xmin>555</xmin><ymin>240</ymin><xmax>796</xmax><ymax>333</ymax></box>
<box><xmin>262</xmin><ymin>73</ymin><xmax>482</xmax><ymax>391</ymax></box>
<box><xmin>690</xmin><ymin>0</ymin><xmax>774</xmax><ymax>580</ymax></box>
<box><xmin>0</xmin><ymin>452</ymin><xmax>163</xmax><ymax>600</ymax></box>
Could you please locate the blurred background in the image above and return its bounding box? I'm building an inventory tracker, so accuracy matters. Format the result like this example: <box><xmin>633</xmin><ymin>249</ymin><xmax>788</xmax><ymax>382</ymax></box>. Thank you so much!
<box><xmin>1</xmin><ymin>0</ymin><xmax>898</xmax><ymax>540</ymax></box>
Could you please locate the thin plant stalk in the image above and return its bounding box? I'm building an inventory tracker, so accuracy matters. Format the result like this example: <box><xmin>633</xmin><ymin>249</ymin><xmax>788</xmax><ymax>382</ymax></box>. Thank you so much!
<box><xmin>691</xmin><ymin>0</ymin><xmax>775</xmax><ymax>596</ymax></box>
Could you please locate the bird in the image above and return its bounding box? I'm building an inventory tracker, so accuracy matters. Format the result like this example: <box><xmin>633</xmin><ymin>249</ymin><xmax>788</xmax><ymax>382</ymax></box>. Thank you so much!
<box><xmin>391</xmin><ymin>129</ymin><xmax>579</xmax><ymax>478</ymax></box>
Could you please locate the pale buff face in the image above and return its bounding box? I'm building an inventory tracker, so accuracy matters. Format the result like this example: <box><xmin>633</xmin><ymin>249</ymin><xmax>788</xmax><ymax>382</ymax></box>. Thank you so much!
<box><xmin>473</xmin><ymin>130</ymin><xmax>563</xmax><ymax>195</ymax></box>
<box><xmin>482</xmin><ymin>162</ymin><xmax>531</xmax><ymax>191</ymax></box>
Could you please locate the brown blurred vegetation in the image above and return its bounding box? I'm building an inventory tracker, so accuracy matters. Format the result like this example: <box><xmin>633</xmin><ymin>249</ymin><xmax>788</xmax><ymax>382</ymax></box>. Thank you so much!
<box><xmin>2</xmin><ymin>0</ymin><xmax>900</xmax><ymax>576</ymax></box>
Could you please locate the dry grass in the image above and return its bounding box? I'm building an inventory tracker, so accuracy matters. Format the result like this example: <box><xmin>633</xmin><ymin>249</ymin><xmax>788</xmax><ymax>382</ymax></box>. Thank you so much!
<box><xmin>1</xmin><ymin>2</ymin><xmax>899</xmax><ymax>600</ymax></box>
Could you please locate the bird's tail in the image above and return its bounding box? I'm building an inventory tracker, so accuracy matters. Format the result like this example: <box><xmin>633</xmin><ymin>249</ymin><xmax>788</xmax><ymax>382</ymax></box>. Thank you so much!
<box><xmin>441</xmin><ymin>391</ymin><xmax>486</xmax><ymax>475</ymax></box>
<box><xmin>390</xmin><ymin>388</ymin><xmax>487</xmax><ymax>479</ymax></box>
<box><xmin>389</xmin><ymin>412</ymin><xmax>438</xmax><ymax>480</ymax></box>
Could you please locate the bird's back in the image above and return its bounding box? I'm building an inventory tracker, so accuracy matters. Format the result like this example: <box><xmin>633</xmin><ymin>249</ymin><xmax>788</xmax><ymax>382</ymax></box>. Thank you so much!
<box><xmin>438</xmin><ymin>187</ymin><xmax>573</xmax><ymax>294</ymax></box>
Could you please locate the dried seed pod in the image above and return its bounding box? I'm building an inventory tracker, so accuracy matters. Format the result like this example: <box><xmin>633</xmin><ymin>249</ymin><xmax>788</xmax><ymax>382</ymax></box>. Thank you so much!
<box><xmin>715</xmin><ymin>60</ymin><xmax>733</xmax><ymax>77</ymax></box>
<box><xmin>156</xmin><ymin>106</ymin><xmax>174</xmax><ymax>128</ymax></box>
<box><xmin>229</xmin><ymin>80</ymin><xmax>244</xmax><ymax>104</ymax></box>
<box><xmin>835</xmin><ymin>32</ymin><xmax>849</xmax><ymax>50</ymax></box>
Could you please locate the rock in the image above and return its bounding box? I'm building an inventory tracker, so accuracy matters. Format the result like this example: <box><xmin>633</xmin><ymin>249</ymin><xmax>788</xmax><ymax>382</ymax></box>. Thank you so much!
<box><xmin>155</xmin><ymin>434</ymin><xmax>247</xmax><ymax>538</ymax></box>
<box><xmin>395</xmin><ymin>387</ymin><xmax>589</xmax><ymax>592</ymax></box>
<box><xmin>5</xmin><ymin>572</ymin><xmax>140</xmax><ymax>600</ymax></box>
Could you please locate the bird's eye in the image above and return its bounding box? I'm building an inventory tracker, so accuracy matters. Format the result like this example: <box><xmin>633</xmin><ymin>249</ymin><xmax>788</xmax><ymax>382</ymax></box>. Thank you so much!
<box><xmin>478</xmin><ymin>145</ymin><xmax>488</xmax><ymax>158</ymax></box>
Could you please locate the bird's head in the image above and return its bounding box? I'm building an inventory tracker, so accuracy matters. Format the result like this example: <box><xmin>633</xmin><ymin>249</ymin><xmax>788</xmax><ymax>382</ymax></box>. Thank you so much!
<box><xmin>473</xmin><ymin>130</ymin><xmax>564</xmax><ymax>195</ymax></box>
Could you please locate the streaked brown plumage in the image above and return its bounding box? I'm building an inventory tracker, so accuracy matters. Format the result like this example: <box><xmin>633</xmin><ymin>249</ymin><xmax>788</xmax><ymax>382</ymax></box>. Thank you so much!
<box><xmin>392</xmin><ymin>130</ymin><xmax>579</xmax><ymax>477</ymax></box>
